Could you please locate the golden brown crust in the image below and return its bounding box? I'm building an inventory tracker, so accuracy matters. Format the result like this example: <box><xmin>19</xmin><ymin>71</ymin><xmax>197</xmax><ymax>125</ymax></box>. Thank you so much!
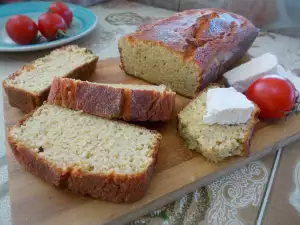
<box><xmin>48</xmin><ymin>77</ymin><xmax>176</xmax><ymax>121</ymax></box>
<box><xmin>76</xmin><ymin>81</ymin><xmax>124</xmax><ymax>119</ymax></box>
<box><xmin>119</xmin><ymin>9</ymin><xmax>259</xmax><ymax>96</ymax></box>
<box><xmin>49</xmin><ymin>78</ymin><xmax>124</xmax><ymax>118</ymax></box>
<box><xmin>47</xmin><ymin>76</ymin><xmax>78</xmax><ymax>110</ymax></box>
<box><xmin>177</xmin><ymin>83</ymin><xmax>260</xmax><ymax>161</ymax></box>
<box><xmin>8</xmin><ymin>137</ymin><xmax>68</xmax><ymax>186</ymax></box>
<box><xmin>123</xmin><ymin>88</ymin><xmax>176</xmax><ymax>121</ymax></box>
<box><xmin>2</xmin><ymin>46</ymin><xmax>99</xmax><ymax>113</ymax></box>
<box><xmin>7</xmin><ymin>106</ymin><xmax>162</xmax><ymax>203</ymax></box>
<box><xmin>243</xmin><ymin>104</ymin><xmax>260</xmax><ymax>156</ymax></box>
<box><xmin>2</xmin><ymin>81</ymin><xmax>40</xmax><ymax>113</ymax></box>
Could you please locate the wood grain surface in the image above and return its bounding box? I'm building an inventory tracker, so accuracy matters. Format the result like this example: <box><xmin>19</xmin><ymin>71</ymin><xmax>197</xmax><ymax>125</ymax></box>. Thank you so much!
<box><xmin>4</xmin><ymin>58</ymin><xmax>300</xmax><ymax>225</ymax></box>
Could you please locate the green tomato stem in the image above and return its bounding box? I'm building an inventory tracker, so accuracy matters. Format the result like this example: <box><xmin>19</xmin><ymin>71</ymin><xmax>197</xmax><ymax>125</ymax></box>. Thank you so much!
<box><xmin>56</xmin><ymin>29</ymin><xmax>68</xmax><ymax>39</ymax></box>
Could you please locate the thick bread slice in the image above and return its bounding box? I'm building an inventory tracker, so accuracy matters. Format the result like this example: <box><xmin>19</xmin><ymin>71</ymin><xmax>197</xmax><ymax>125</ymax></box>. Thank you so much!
<box><xmin>3</xmin><ymin>45</ymin><xmax>98</xmax><ymax>113</ymax></box>
<box><xmin>118</xmin><ymin>9</ymin><xmax>259</xmax><ymax>98</ymax></box>
<box><xmin>48</xmin><ymin>77</ymin><xmax>176</xmax><ymax>121</ymax></box>
<box><xmin>177</xmin><ymin>84</ymin><xmax>260</xmax><ymax>163</ymax></box>
<box><xmin>8</xmin><ymin>104</ymin><xmax>162</xmax><ymax>203</ymax></box>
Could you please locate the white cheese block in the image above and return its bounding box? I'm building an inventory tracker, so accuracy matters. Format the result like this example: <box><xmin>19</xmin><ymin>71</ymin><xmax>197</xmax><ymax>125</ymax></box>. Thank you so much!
<box><xmin>203</xmin><ymin>87</ymin><xmax>255</xmax><ymax>125</ymax></box>
<box><xmin>223</xmin><ymin>53</ymin><xmax>278</xmax><ymax>93</ymax></box>
<box><xmin>277</xmin><ymin>64</ymin><xmax>300</xmax><ymax>93</ymax></box>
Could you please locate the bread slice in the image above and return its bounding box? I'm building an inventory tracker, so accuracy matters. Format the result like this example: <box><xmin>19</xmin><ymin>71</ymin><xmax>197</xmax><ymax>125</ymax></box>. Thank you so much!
<box><xmin>48</xmin><ymin>77</ymin><xmax>176</xmax><ymax>121</ymax></box>
<box><xmin>177</xmin><ymin>84</ymin><xmax>260</xmax><ymax>163</ymax></box>
<box><xmin>7</xmin><ymin>104</ymin><xmax>162</xmax><ymax>203</ymax></box>
<box><xmin>118</xmin><ymin>9</ymin><xmax>259</xmax><ymax>98</ymax></box>
<box><xmin>3</xmin><ymin>45</ymin><xmax>98</xmax><ymax>113</ymax></box>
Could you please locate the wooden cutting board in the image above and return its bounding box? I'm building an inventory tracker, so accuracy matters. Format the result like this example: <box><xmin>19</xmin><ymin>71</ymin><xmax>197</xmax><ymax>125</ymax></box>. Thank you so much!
<box><xmin>4</xmin><ymin>58</ymin><xmax>300</xmax><ymax>225</ymax></box>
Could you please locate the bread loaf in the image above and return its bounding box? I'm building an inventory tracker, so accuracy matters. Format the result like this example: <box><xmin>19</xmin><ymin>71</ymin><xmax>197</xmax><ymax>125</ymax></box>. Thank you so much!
<box><xmin>3</xmin><ymin>45</ymin><xmax>98</xmax><ymax>113</ymax></box>
<box><xmin>118</xmin><ymin>9</ymin><xmax>259</xmax><ymax>97</ymax></box>
<box><xmin>178</xmin><ymin>84</ymin><xmax>260</xmax><ymax>163</ymax></box>
<box><xmin>48</xmin><ymin>77</ymin><xmax>176</xmax><ymax>121</ymax></box>
<box><xmin>8</xmin><ymin>104</ymin><xmax>162</xmax><ymax>203</ymax></box>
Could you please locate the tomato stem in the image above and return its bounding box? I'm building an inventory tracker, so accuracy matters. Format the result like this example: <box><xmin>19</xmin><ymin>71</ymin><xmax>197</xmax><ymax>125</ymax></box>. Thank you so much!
<box><xmin>31</xmin><ymin>35</ymin><xmax>43</xmax><ymax>44</ymax></box>
<box><xmin>56</xmin><ymin>29</ymin><xmax>68</xmax><ymax>39</ymax></box>
<box><xmin>281</xmin><ymin>91</ymin><xmax>300</xmax><ymax>119</ymax></box>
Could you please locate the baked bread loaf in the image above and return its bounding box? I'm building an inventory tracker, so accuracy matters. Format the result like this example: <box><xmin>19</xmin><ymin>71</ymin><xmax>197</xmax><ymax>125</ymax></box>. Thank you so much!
<box><xmin>178</xmin><ymin>84</ymin><xmax>260</xmax><ymax>163</ymax></box>
<box><xmin>48</xmin><ymin>77</ymin><xmax>176</xmax><ymax>121</ymax></box>
<box><xmin>3</xmin><ymin>45</ymin><xmax>98</xmax><ymax>113</ymax></box>
<box><xmin>118</xmin><ymin>9</ymin><xmax>259</xmax><ymax>98</ymax></box>
<box><xmin>8</xmin><ymin>104</ymin><xmax>162</xmax><ymax>203</ymax></box>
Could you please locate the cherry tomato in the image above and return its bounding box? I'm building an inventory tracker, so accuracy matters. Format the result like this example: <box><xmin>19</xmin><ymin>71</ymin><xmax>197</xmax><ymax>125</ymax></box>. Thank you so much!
<box><xmin>38</xmin><ymin>12</ymin><xmax>67</xmax><ymax>41</ymax></box>
<box><xmin>49</xmin><ymin>1</ymin><xmax>73</xmax><ymax>27</ymax></box>
<box><xmin>5</xmin><ymin>15</ymin><xmax>38</xmax><ymax>45</ymax></box>
<box><xmin>246</xmin><ymin>74</ymin><xmax>297</xmax><ymax>119</ymax></box>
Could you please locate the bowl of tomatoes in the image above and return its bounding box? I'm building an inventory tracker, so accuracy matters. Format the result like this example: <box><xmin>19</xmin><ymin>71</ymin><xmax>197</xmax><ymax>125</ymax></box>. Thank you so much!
<box><xmin>0</xmin><ymin>1</ymin><xmax>97</xmax><ymax>52</ymax></box>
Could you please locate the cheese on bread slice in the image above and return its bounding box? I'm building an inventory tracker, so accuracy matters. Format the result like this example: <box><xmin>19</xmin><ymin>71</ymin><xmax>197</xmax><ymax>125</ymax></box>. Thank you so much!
<box><xmin>178</xmin><ymin>84</ymin><xmax>260</xmax><ymax>163</ymax></box>
<box><xmin>203</xmin><ymin>87</ymin><xmax>255</xmax><ymax>125</ymax></box>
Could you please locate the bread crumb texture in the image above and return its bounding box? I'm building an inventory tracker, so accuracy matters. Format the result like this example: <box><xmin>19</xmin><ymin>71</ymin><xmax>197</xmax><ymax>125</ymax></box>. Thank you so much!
<box><xmin>6</xmin><ymin>46</ymin><xmax>97</xmax><ymax>93</ymax></box>
<box><xmin>106</xmin><ymin>83</ymin><xmax>168</xmax><ymax>92</ymax></box>
<box><xmin>10</xmin><ymin>104</ymin><xmax>159</xmax><ymax>175</ymax></box>
<box><xmin>119</xmin><ymin>39</ymin><xmax>199</xmax><ymax>97</ymax></box>
<box><xmin>178</xmin><ymin>86</ymin><xmax>251</xmax><ymax>163</ymax></box>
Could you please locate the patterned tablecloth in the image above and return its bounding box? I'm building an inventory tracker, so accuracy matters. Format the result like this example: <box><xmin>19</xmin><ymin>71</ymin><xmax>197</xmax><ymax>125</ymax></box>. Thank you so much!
<box><xmin>0</xmin><ymin>1</ymin><xmax>300</xmax><ymax>224</ymax></box>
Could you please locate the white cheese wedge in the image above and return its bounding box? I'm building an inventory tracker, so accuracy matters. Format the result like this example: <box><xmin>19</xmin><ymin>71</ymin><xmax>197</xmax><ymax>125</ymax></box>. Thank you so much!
<box><xmin>223</xmin><ymin>53</ymin><xmax>278</xmax><ymax>93</ymax></box>
<box><xmin>203</xmin><ymin>87</ymin><xmax>255</xmax><ymax>125</ymax></box>
<box><xmin>277</xmin><ymin>64</ymin><xmax>300</xmax><ymax>93</ymax></box>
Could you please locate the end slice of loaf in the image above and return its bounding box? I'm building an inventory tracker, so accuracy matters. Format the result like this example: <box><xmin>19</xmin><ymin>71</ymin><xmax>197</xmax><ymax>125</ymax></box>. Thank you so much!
<box><xmin>3</xmin><ymin>45</ymin><xmax>98</xmax><ymax>113</ymax></box>
<box><xmin>48</xmin><ymin>77</ymin><xmax>176</xmax><ymax>121</ymax></box>
<box><xmin>177</xmin><ymin>84</ymin><xmax>260</xmax><ymax>163</ymax></box>
<box><xmin>8</xmin><ymin>104</ymin><xmax>162</xmax><ymax>203</ymax></box>
<box><xmin>118</xmin><ymin>9</ymin><xmax>259</xmax><ymax>98</ymax></box>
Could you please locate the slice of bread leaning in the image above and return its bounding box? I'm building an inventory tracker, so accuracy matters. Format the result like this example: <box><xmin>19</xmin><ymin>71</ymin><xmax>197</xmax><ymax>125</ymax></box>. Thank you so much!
<box><xmin>177</xmin><ymin>84</ymin><xmax>260</xmax><ymax>163</ymax></box>
<box><xmin>3</xmin><ymin>45</ymin><xmax>98</xmax><ymax>113</ymax></box>
<box><xmin>48</xmin><ymin>77</ymin><xmax>176</xmax><ymax>121</ymax></box>
<box><xmin>8</xmin><ymin>104</ymin><xmax>162</xmax><ymax>203</ymax></box>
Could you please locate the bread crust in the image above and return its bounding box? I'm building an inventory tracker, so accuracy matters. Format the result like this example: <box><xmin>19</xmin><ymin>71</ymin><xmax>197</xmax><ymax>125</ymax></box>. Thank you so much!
<box><xmin>123</xmin><ymin>88</ymin><xmax>176</xmax><ymax>121</ymax></box>
<box><xmin>48</xmin><ymin>77</ymin><xmax>176</xmax><ymax>121</ymax></box>
<box><xmin>7</xmin><ymin>107</ymin><xmax>162</xmax><ymax>203</ymax></box>
<box><xmin>2</xmin><ymin>46</ymin><xmax>99</xmax><ymax>113</ymax></box>
<box><xmin>243</xmin><ymin>106</ymin><xmax>260</xmax><ymax>156</ymax></box>
<box><xmin>177</xmin><ymin>84</ymin><xmax>260</xmax><ymax>162</ymax></box>
<box><xmin>119</xmin><ymin>9</ymin><xmax>259</xmax><ymax>97</ymax></box>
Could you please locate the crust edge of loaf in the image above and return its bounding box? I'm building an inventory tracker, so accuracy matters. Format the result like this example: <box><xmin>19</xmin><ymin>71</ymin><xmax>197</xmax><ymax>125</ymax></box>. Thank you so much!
<box><xmin>177</xmin><ymin>83</ymin><xmax>260</xmax><ymax>163</ymax></box>
<box><xmin>195</xmin><ymin>31</ymin><xmax>259</xmax><ymax>96</ymax></box>
<box><xmin>48</xmin><ymin>77</ymin><xmax>176</xmax><ymax>122</ymax></box>
<box><xmin>7</xmin><ymin>105</ymin><xmax>162</xmax><ymax>203</ymax></box>
<box><xmin>123</xmin><ymin>88</ymin><xmax>176</xmax><ymax>121</ymax></box>
<box><xmin>2</xmin><ymin>46</ymin><xmax>99</xmax><ymax>113</ymax></box>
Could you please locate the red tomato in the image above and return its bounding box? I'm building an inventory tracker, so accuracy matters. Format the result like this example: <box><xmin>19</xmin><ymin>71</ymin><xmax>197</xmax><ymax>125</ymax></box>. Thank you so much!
<box><xmin>246</xmin><ymin>74</ymin><xmax>297</xmax><ymax>119</ymax></box>
<box><xmin>38</xmin><ymin>12</ymin><xmax>67</xmax><ymax>41</ymax></box>
<box><xmin>5</xmin><ymin>15</ymin><xmax>38</xmax><ymax>45</ymax></box>
<box><xmin>49</xmin><ymin>1</ymin><xmax>73</xmax><ymax>27</ymax></box>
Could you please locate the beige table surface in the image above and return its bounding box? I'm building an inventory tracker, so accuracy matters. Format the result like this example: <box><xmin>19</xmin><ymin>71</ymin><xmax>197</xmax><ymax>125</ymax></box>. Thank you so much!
<box><xmin>1</xmin><ymin>0</ymin><xmax>300</xmax><ymax>224</ymax></box>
